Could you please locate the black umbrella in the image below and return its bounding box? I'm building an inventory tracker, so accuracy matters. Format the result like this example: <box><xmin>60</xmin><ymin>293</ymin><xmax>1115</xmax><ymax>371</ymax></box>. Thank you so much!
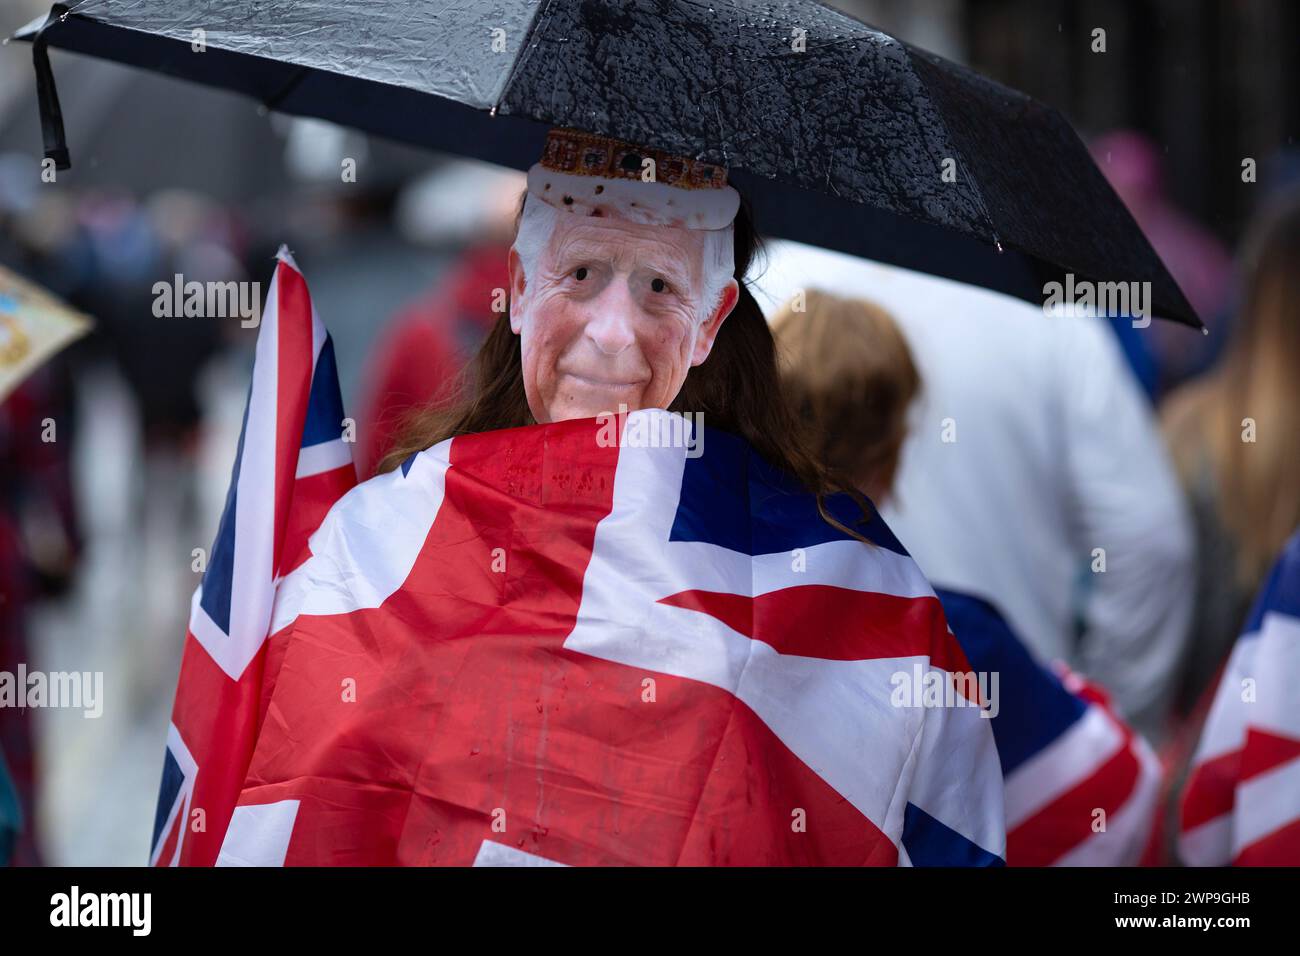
<box><xmin>10</xmin><ymin>0</ymin><xmax>1199</xmax><ymax>326</ymax></box>
<box><xmin>0</xmin><ymin>53</ymin><xmax>293</xmax><ymax>202</ymax></box>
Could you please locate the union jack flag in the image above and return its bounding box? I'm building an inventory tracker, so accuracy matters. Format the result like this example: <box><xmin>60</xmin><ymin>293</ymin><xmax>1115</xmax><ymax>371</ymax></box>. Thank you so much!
<box><xmin>211</xmin><ymin>410</ymin><xmax>1005</xmax><ymax>866</ymax></box>
<box><xmin>1180</xmin><ymin>529</ymin><xmax>1300</xmax><ymax>865</ymax></box>
<box><xmin>150</xmin><ymin>247</ymin><xmax>356</xmax><ymax>866</ymax></box>
<box><xmin>937</xmin><ymin>590</ymin><xmax>1161</xmax><ymax>865</ymax></box>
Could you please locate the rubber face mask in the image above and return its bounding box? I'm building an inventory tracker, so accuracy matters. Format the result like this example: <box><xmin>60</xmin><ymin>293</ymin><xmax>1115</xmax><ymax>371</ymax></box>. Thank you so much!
<box><xmin>509</xmin><ymin>211</ymin><xmax>737</xmax><ymax>424</ymax></box>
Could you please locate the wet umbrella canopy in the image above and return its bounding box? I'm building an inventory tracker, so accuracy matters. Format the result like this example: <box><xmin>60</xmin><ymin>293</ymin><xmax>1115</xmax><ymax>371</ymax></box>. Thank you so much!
<box><xmin>12</xmin><ymin>0</ymin><xmax>1197</xmax><ymax>325</ymax></box>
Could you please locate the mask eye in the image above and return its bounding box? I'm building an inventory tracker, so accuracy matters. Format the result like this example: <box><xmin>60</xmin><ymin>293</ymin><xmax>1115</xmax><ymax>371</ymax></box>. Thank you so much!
<box><xmin>574</xmin><ymin>266</ymin><xmax>589</xmax><ymax>281</ymax></box>
<box><xmin>651</xmin><ymin>277</ymin><xmax>669</xmax><ymax>293</ymax></box>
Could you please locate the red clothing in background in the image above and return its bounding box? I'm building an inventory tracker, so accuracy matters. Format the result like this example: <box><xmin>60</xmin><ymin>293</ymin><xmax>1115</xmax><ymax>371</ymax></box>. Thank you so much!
<box><xmin>357</xmin><ymin>243</ymin><xmax>509</xmax><ymax>478</ymax></box>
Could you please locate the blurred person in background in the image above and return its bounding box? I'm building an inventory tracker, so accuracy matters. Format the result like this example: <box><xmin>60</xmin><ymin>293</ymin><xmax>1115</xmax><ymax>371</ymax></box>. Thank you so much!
<box><xmin>770</xmin><ymin>289</ymin><xmax>919</xmax><ymax>505</ymax></box>
<box><xmin>0</xmin><ymin>747</ymin><xmax>18</xmax><ymax>865</ymax></box>
<box><xmin>771</xmin><ymin>287</ymin><xmax>1162</xmax><ymax>866</ymax></box>
<box><xmin>84</xmin><ymin>189</ymin><xmax>243</xmax><ymax>453</ymax></box>
<box><xmin>1092</xmin><ymin>131</ymin><xmax>1234</xmax><ymax>398</ymax></box>
<box><xmin>356</xmin><ymin>161</ymin><xmax>524</xmax><ymax>477</ymax></box>
<box><xmin>752</xmin><ymin>244</ymin><xmax>1195</xmax><ymax>741</ymax></box>
<box><xmin>1160</xmin><ymin>191</ymin><xmax>1300</xmax><ymax>719</ymax></box>
<box><xmin>0</xmin><ymin>369</ymin><xmax>82</xmax><ymax>866</ymax></box>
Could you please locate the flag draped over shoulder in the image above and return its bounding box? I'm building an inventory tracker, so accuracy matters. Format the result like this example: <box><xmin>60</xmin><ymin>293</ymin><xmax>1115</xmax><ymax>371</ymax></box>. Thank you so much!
<box><xmin>1180</xmin><ymin>530</ymin><xmax>1300</xmax><ymax>866</ymax></box>
<box><xmin>936</xmin><ymin>590</ymin><xmax>1161</xmax><ymax>865</ymax></box>
<box><xmin>151</xmin><ymin>247</ymin><xmax>356</xmax><ymax>867</ymax></box>
<box><xmin>213</xmin><ymin>411</ymin><xmax>1006</xmax><ymax>866</ymax></box>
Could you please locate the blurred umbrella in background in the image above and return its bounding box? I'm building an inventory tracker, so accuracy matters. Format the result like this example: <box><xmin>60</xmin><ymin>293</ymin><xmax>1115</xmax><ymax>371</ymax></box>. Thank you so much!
<box><xmin>0</xmin><ymin>263</ymin><xmax>89</xmax><ymax>402</ymax></box>
<box><xmin>12</xmin><ymin>0</ymin><xmax>1198</xmax><ymax>326</ymax></box>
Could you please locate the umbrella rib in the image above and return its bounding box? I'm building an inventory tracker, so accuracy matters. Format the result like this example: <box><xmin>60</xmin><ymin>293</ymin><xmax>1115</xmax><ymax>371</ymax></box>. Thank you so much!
<box><xmin>262</xmin><ymin>66</ymin><xmax>312</xmax><ymax>112</ymax></box>
<box><xmin>900</xmin><ymin>51</ymin><xmax>1002</xmax><ymax>249</ymax></box>
<box><xmin>491</xmin><ymin>0</ymin><xmax>561</xmax><ymax>116</ymax></box>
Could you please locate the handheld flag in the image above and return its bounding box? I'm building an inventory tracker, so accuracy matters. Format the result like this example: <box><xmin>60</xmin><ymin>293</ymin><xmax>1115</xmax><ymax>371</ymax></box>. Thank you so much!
<box><xmin>151</xmin><ymin>247</ymin><xmax>356</xmax><ymax>866</ymax></box>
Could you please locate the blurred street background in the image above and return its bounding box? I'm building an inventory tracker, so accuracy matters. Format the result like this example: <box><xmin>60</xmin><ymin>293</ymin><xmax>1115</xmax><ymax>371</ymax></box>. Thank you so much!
<box><xmin>0</xmin><ymin>0</ymin><xmax>1296</xmax><ymax>864</ymax></box>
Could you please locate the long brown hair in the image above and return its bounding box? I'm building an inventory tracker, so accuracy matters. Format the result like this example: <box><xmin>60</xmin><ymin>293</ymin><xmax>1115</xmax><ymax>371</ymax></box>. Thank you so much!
<box><xmin>377</xmin><ymin>189</ymin><xmax>873</xmax><ymax>535</ymax></box>
<box><xmin>1163</xmin><ymin>191</ymin><xmax>1300</xmax><ymax>586</ymax></box>
<box><xmin>771</xmin><ymin>289</ymin><xmax>920</xmax><ymax>504</ymax></box>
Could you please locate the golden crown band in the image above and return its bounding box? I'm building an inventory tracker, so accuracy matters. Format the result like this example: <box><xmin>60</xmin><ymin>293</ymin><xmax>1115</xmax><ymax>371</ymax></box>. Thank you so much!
<box><xmin>527</xmin><ymin>127</ymin><xmax>740</xmax><ymax>230</ymax></box>
<box><xmin>538</xmin><ymin>126</ymin><xmax>730</xmax><ymax>191</ymax></box>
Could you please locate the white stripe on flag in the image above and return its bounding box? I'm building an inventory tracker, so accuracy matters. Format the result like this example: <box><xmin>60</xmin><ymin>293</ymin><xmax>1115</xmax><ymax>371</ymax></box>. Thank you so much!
<box><xmin>1232</xmin><ymin>752</ymin><xmax>1300</xmax><ymax>859</ymax></box>
<box><xmin>473</xmin><ymin>841</ymin><xmax>568</xmax><ymax>867</ymax></box>
<box><xmin>216</xmin><ymin>799</ymin><xmax>301</xmax><ymax>867</ymax></box>
<box><xmin>150</xmin><ymin>723</ymin><xmax>198</xmax><ymax>867</ymax></box>
<box><xmin>1190</xmin><ymin>637</ymin><xmax>1255</xmax><ymax>766</ymax></box>
<box><xmin>1051</xmin><ymin>735</ymin><xmax>1161</xmax><ymax>866</ymax></box>
<box><xmin>269</xmin><ymin>442</ymin><xmax>450</xmax><ymax>635</ymax></box>
<box><xmin>296</xmin><ymin>437</ymin><xmax>353</xmax><ymax>479</ymax></box>
<box><xmin>1252</xmin><ymin>611</ymin><xmax>1300</xmax><ymax>740</ymax></box>
<box><xmin>188</xmin><ymin>587</ymin><xmax>256</xmax><ymax>680</ymax></box>
<box><xmin>225</xmin><ymin>256</ymin><xmax>283</xmax><ymax>675</ymax></box>
<box><xmin>1180</xmin><ymin>813</ymin><xmax>1233</xmax><ymax>868</ymax></box>
<box><xmin>1004</xmin><ymin>704</ymin><xmax>1124</xmax><ymax>828</ymax></box>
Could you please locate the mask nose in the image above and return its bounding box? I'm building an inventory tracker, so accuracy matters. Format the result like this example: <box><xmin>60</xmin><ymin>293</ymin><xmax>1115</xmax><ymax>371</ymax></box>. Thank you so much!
<box><xmin>583</xmin><ymin>278</ymin><xmax>639</xmax><ymax>356</ymax></box>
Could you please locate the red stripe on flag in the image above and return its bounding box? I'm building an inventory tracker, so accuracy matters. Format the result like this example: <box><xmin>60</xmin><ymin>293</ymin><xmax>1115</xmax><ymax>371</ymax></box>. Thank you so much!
<box><xmin>272</xmin><ymin>261</ymin><xmax>316</xmax><ymax>572</ymax></box>
<box><xmin>1234</xmin><ymin>815</ymin><xmax>1300</xmax><ymax>866</ymax></box>
<box><xmin>1181</xmin><ymin>749</ymin><xmax>1242</xmax><ymax>833</ymax></box>
<box><xmin>167</xmin><ymin>633</ymin><xmax>267</xmax><ymax>866</ymax></box>
<box><xmin>1238</xmin><ymin>728</ymin><xmax>1300</xmax><ymax>783</ymax></box>
<box><xmin>659</xmin><ymin>586</ymin><xmax>968</xmax><ymax>672</ymax></box>
<box><xmin>1006</xmin><ymin>712</ymin><xmax>1141</xmax><ymax>865</ymax></box>
<box><xmin>279</xmin><ymin>464</ymin><xmax>356</xmax><ymax>578</ymax></box>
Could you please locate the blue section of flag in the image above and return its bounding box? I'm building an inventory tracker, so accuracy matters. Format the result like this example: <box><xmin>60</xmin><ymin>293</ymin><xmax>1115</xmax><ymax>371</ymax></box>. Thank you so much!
<box><xmin>1242</xmin><ymin>530</ymin><xmax>1300</xmax><ymax>637</ymax></box>
<box><xmin>151</xmin><ymin>747</ymin><xmax>184</xmax><ymax>853</ymax></box>
<box><xmin>199</xmin><ymin>386</ymin><xmax>251</xmax><ymax>635</ymax></box>
<box><xmin>301</xmin><ymin>335</ymin><xmax>345</xmax><ymax>448</ymax></box>
<box><xmin>670</xmin><ymin>425</ymin><xmax>908</xmax><ymax>557</ymax></box>
<box><xmin>902</xmin><ymin>802</ymin><xmax>1004</xmax><ymax>867</ymax></box>
<box><xmin>936</xmin><ymin>588</ymin><xmax>1087</xmax><ymax>776</ymax></box>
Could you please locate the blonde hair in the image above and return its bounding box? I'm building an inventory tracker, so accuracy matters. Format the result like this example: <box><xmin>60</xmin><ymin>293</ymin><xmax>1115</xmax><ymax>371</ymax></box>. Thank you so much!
<box><xmin>772</xmin><ymin>289</ymin><xmax>920</xmax><ymax>502</ymax></box>
<box><xmin>1162</xmin><ymin>192</ymin><xmax>1300</xmax><ymax>587</ymax></box>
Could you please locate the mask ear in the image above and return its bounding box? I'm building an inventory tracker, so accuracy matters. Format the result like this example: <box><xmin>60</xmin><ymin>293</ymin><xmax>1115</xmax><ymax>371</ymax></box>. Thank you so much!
<box><xmin>691</xmin><ymin>279</ymin><xmax>739</xmax><ymax>366</ymax></box>
<box><xmin>507</xmin><ymin>247</ymin><xmax>527</xmax><ymax>334</ymax></box>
